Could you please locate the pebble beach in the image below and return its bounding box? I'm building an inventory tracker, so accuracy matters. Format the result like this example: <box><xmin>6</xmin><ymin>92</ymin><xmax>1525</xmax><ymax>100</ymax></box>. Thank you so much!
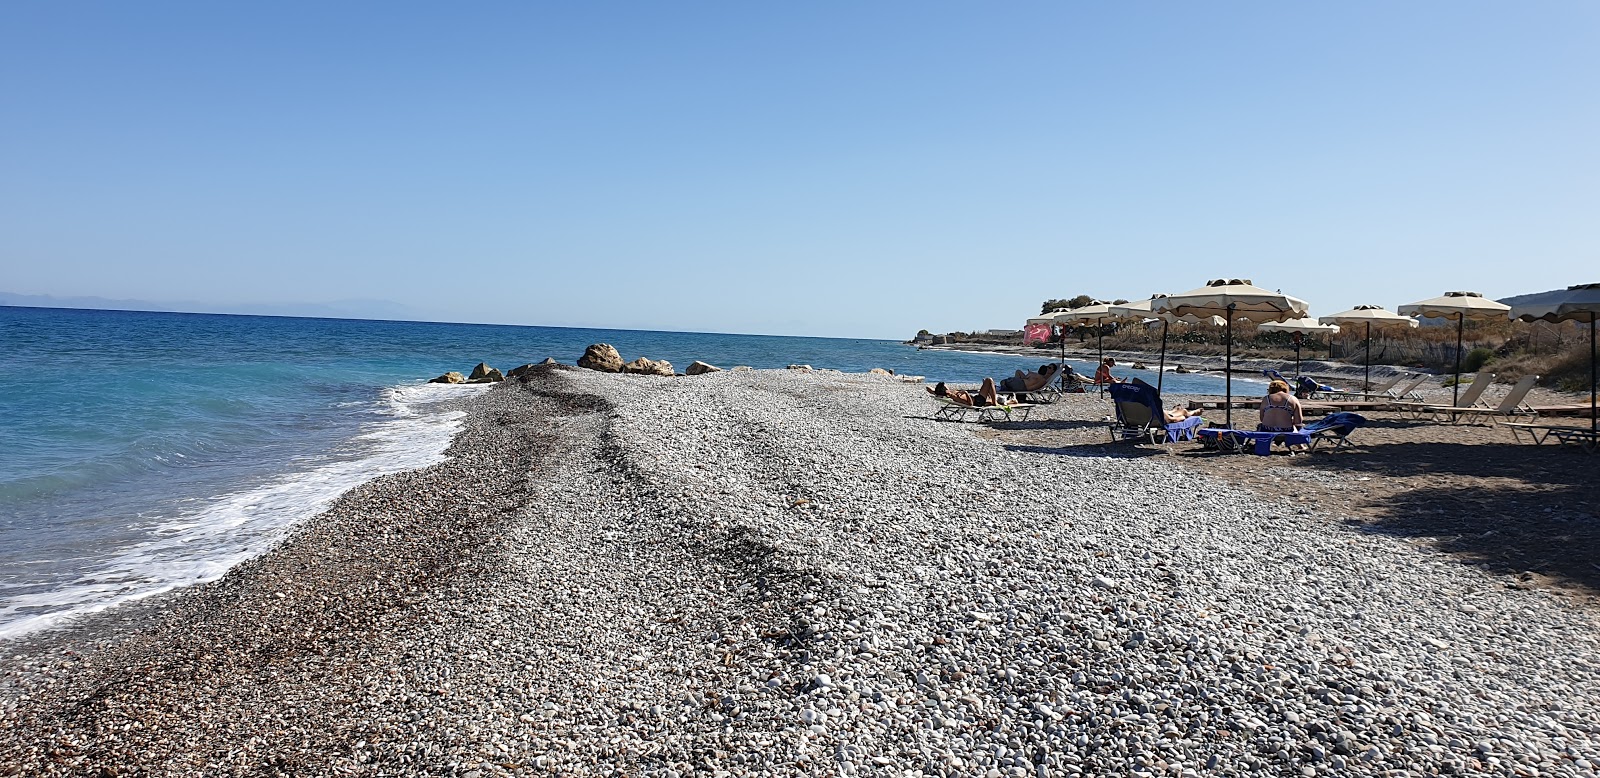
<box><xmin>2</xmin><ymin>365</ymin><xmax>1598</xmax><ymax>777</ymax></box>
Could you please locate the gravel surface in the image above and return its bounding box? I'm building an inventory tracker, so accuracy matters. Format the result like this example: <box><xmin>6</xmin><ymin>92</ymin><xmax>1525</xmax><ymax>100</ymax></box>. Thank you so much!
<box><xmin>2</xmin><ymin>366</ymin><xmax>1597</xmax><ymax>776</ymax></box>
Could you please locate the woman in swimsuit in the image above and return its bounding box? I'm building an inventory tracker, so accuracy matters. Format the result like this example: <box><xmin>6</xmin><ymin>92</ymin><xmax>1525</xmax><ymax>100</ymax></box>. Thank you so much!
<box><xmin>929</xmin><ymin>378</ymin><xmax>1003</xmax><ymax>407</ymax></box>
<box><xmin>1094</xmin><ymin>358</ymin><xmax>1123</xmax><ymax>386</ymax></box>
<box><xmin>1258</xmin><ymin>379</ymin><xmax>1304</xmax><ymax>432</ymax></box>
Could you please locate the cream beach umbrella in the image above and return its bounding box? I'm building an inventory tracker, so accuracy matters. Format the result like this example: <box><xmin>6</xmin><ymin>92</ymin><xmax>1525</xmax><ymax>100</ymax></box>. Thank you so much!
<box><xmin>1399</xmin><ymin>291</ymin><xmax>1512</xmax><ymax>406</ymax></box>
<box><xmin>1111</xmin><ymin>295</ymin><xmax>1171</xmax><ymax>392</ymax></box>
<box><xmin>1158</xmin><ymin>279</ymin><xmax>1310</xmax><ymax>429</ymax></box>
<box><xmin>1258</xmin><ymin>317</ymin><xmax>1341</xmax><ymax>378</ymax></box>
<box><xmin>1317</xmin><ymin>306</ymin><xmax>1417</xmax><ymax>393</ymax></box>
<box><xmin>1056</xmin><ymin>301</ymin><xmax>1124</xmax><ymax>395</ymax></box>
<box><xmin>1509</xmin><ymin>283</ymin><xmax>1600</xmax><ymax>435</ymax></box>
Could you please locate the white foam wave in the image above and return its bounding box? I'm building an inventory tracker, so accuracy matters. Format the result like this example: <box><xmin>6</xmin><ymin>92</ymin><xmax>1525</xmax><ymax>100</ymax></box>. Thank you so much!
<box><xmin>0</xmin><ymin>382</ymin><xmax>489</xmax><ymax>641</ymax></box>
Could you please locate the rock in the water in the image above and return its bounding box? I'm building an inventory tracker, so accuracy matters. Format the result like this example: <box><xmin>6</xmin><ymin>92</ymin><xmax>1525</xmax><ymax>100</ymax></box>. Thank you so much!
<box><xmin>429</xmin><ymin>371</ymin><xmax>466</xmax><ymax>384</ymax></box>
<box><xmin>686</xmin><ymin>361</ymin><xmax>722</xmax><ymax>376</ymax></box>
<box><xmin>578</xmin><ymin>344</ymin><xmax>624</xmax><ymax>373</ymax></box>
<box><xmin>868</xmin><ymin>367</ymin><xmax>893</xmax><ymax>376</ymax></box>
<box><xmin>621</xmin><ymin>357</ymin><xmax>674</xmax><ymax>376</ymax></box>
<box><xmin>467</xmin><ymin>363</ymin><xmax>504</xmax><ymax>383</ymax></box>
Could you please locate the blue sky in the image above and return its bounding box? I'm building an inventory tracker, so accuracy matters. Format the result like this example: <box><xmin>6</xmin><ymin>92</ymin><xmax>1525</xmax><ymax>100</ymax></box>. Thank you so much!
<box><xmin>2</xmin><ymin>2</ymin><xmax>1596</xmax><ymax>339</ymax></box>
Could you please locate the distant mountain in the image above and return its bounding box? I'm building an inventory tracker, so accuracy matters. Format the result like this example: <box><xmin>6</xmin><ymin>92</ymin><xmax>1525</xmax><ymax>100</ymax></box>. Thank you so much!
<box><xmin>0</xmin><ymin>292</ymin><xmax>427</xmax><ymax>322</ymax></box>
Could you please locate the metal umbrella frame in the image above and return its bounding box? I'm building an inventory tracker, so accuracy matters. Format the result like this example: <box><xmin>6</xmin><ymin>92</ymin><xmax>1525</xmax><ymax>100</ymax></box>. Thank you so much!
<box><xmin>1316</xmin><ymin>306</ymin><xmax>1417</xmax><ymax>393</ymax></box>
<box><xmin>1055</xmin><ymin>301</ymin><xmax>1123</xmax><ymax>396</ymax></box>
<box><xmin>1398</xmin><ymin>291</ymin><xmax>1512</xmax><ymax>407</ymax></box>
<box><xmin>1508</xmin><ymin>282</ymin><xmax>1600</xmax><ymax>435</ymax></box>
<box><xmin>1158</xmin><ymin>279</ymin><xmax>1310</xmax><ymax>430</ymax></box>
<box><xmin>1257</xmin><ymin>317</ymin><xmax>1340</xmax><ymax>378</ymax></box>
<box><xmin>1109</xmin><ymin>295</ymin><xmax>1170</xmax><ymax>393</ymax></box>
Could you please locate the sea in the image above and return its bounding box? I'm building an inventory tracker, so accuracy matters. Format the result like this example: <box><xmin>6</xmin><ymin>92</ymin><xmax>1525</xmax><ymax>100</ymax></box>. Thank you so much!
<box><xmin>0</xmin><ymin>305</ymin><xmax>1249</xmax><ymax>639</ymax></box>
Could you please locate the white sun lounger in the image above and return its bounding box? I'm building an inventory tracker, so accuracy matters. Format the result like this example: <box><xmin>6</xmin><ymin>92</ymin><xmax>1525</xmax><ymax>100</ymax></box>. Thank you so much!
<box><xmin>1426</xmin><ymin>375</ymin><xmax>1538</xmax><ymax>425</ymax></box>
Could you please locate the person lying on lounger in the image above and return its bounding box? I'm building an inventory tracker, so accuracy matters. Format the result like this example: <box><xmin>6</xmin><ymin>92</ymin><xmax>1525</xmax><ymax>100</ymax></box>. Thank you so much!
<box><xmin>1259</xmin><ymin>379</ymin><xmax>1305</xmax><ymax>432</ymax></box>
<box><xmin>998</xmin><ymin>363</ymin><xmax>1060</xmax><ymax>394</ymax></box>
<box><xmin>1165</xmin><ymin>406</ymin><xmax>1202</xmax><ymax>425</ymax></box>
<box><xmin>928</xmin><ymin>378</ymin><xmax>1003</xmax><ymax>407</ymax></box>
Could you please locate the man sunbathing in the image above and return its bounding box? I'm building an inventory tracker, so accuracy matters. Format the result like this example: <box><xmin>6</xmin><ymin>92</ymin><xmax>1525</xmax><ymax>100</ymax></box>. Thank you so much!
<box><xmin>1165</xmin><ymin>406</ymin><xmax>1201</xmax><ymax>425</ymax></box>
<box><xmin>999</xmin><ymin>363</ymin><xmax>1060</xmax><ymax>394</ymax></box>
<box><xmin>928</xmin><ymin>378</ymin><xmax>1003</xmax><ymax>407</ymax></box>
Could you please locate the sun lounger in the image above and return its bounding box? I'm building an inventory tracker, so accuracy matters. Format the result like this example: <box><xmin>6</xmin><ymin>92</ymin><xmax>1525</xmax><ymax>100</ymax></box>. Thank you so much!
<box><xmin>1391</xmin><ymin>374</ymin><xmax>1432</xmax><ymax>401</ymax></box>
<box><xmin>932</xmin><ymin>397</ymin><xmax>1034</xmax><ymax>423</ymax></box>
<box><xmin>1426</xmin><ymin>375</ymin><xmax>1538</xmax><ymax>425</ymax></box>
<box><xmin>1107</xmin><ymin>381</ymin><xmax>1206</xmax><ymax>444</ymax></box>
<box><xmin>1527</xmin><ymin>403</ymin><xmax>1599</xmax><ymax>419</ymax></box>
<box><xmin>1503</xmin><ymin>422</ymin><xmax>1599</xmax><ymax>451</ymax></box>
<box><xmin>1295</xmin><ymin>376</ymin><xmax>1339</xmax><ymax>400</ymax></box>
<box><xmin>1197</xmin><ymin>428</ymin><xmax>1311</xmax><ymax>455</ymax></box>
<box><xmin>1319</xmin><ymin>374</ymin><xmax>1407</xmax><ymax>401</ymax></box>
<box><xmin>1389</xmin><ymin>372</ymin><xmax>1495</xmax><ymax>418</ymax></box>
<box><xmin>1300</xmin><ymin>412</ymin><xmax>1368</xmax><ymax>452</ymax></box>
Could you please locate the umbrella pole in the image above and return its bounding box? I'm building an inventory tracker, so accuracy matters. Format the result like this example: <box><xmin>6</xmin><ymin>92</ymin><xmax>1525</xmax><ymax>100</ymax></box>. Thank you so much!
<box><xmin>1157</xmin><ymin>320</ymin><xmax>1169</xmax><ymax>395</ymax></box>
<box><xmin>1364</xmin><ymin>321</ymin><xmax>1372</xmax><ymax>394</ymax></box>
<box><xmin>1591</xmin><ymin>316</ymin><xmax>1596</xmax><ymax>434</ymax></box>
<box><xmin>1225</xmin><ymin>309</ymin><xmax>1234</xmax><ymax>430</ymax></box>
<box><xmin>1294</xmin><ymin>336</ymin><xmax>1302</xmax><ymax>378</ymax></box>
<box><xmin>1453</xmin><ymin>313</ymin><xmax>1465</xmax><ymax>407</ymax></box>
<box><xmin>1097</xmin><ymin>317</ymin><xmax>1105</xmax><ymax>397</ymax></box>
<box><xmin>1057</xmin><ymin>327</ymin><xmax>1064</xmax><ymax>387</ymax></box>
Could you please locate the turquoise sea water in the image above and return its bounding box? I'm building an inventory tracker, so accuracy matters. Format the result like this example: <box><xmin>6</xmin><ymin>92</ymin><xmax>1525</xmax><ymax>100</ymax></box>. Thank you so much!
<box><xmin>0</xmin><ymin>306</ymin><xmax>1247</xmax><ymax>638</ymax></box>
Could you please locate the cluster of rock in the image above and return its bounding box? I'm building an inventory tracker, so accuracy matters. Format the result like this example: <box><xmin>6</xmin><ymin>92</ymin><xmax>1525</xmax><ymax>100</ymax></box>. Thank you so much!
<box><xmin>429</xmin><ymin>362</ymin><xmax>505</xmax><ymax>384</ymax></box>
<box><xmin>430</xmin><ymin>359</ymin><xmax>561</xmax><ymax>384</ymax></box>
<box><xmin>575</xmin><ymin>343</ymin><xmax>728</xmax><ymax>377</ymax></box>
<box><xmin>429</xmin><ymin>344</ymin><xmax>914</xmax><ymax>384</ymax></box>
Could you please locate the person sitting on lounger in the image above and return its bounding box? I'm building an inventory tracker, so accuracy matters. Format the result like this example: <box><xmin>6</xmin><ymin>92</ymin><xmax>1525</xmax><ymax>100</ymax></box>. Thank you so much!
<box><xmin>928</xmin><ymin>378</ymin><xmax>1003</xmax><ymax>407</ymax></box>
<box><xmin>1094</xmin><ymin>358</ymin><xmax>1123</xmax><ymax>386</ymax></box>
<box><xmin>1259</xmin><ymin>379</ymin><xmax>1304</xmax><ymax>432</ymax></box>
<box><xmin>998</xmin><ymin>363</ymin><xmax>1060</xmax><ymax>394</ymax></box>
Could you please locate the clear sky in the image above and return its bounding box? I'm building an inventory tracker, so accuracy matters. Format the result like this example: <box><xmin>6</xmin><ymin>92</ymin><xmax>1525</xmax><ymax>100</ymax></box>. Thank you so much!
<box><xmin>2</xmin><ymin>2</ymin><xmax>1596</xmax><ymax>339</ymax></box>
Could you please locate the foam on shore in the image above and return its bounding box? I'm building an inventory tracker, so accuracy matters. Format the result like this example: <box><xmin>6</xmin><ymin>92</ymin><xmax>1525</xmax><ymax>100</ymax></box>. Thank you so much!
<box><xmin>0</xmin><ymin>382</ymin><xmax>486</xmax><ymax>641</ymax></box>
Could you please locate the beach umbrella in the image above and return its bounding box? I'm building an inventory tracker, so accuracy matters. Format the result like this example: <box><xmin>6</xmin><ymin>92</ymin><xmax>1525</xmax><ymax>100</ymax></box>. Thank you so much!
<box><xmin>1258</xmin><ymin>317</ymin><xmax>1340</xmax><ymax>378</ymax></box>
<box><xmin>1031</xmin><ymin>310</ymin><xmax>1076</xmax><ymax>373</ymax></box>
<box><xmin>1158</xmin><ymin>279</ymin><xmax>1310</xmax><ymax>430</ymax></box>
<box><xmin>1056</xmin><ymin>301</ymin><xmax>1123</xmax><ymax>395</ymax></box>
<box><xmin>1509</xmin><ymin>282</ymin><xmax>1600</xmax><ymax>435</ymax></box>
<box><xmin>1111</xmin><ymin>295</ymin><xmax>1171</xmax><ymax>393</ymax></box>
<box><xmin>1399</xmin><ymin>291</ymin><xmax>1512</xmax><ymax>406</ymax></box>
<box><xmin>1317</xmin><ymin>306</ymin><xmax>1416</xmax><ymax>393</ymax></box>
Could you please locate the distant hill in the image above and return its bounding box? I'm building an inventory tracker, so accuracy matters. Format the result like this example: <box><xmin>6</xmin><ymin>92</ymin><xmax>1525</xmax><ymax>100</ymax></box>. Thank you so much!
<box><xmin>0</xmin><ymin>292</ymin><xmax>425</xmax><ymax>322</ymax></box>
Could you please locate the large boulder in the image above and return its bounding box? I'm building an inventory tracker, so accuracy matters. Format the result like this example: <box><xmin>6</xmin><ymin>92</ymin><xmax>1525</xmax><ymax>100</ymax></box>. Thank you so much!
<box><xmin>621</xmin><ymin>357</ymin><xmax>675</xmax><ymax>376</ymax></box>
<box><xmin>686</xmin><ymin>360</ymin><xmax>722</xmax><ymax>376</ymax></box>
<box><xmin>577</xmin><ymin>344</ymin><xmax>624</xmax><ymax>373</ymax></box>
<box><xmin>467</xmin><ymin>363</ymin><xmax>504</xmax><ymax>383</ymax></box>
<box><xmin>429</xmin><ymin>371</ymin><xmax>466</xmax><ymax>384</ymax></box>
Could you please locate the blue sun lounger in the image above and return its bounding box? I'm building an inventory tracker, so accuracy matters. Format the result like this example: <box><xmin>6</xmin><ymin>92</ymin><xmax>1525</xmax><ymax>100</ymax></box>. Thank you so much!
<box><xmin>1107</xmin><ymin>381</ymin><xmax>1206</xmax><ymax>444</ymax></box>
